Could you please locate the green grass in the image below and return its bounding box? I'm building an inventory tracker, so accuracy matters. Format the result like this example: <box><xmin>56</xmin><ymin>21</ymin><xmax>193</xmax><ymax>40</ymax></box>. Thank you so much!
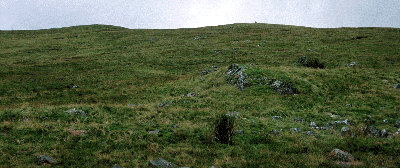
<box><xmin>1</xmin><ymin>23</ymin><xmax>400</xmax><ymax>167</ymax></box>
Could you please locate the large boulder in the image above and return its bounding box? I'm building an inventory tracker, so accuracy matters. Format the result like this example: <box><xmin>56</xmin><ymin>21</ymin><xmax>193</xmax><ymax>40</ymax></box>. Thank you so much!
<box><xmin>226</xmin><ymin>64</ymin><xmax>249</xmax><ymax>90</ymax></box>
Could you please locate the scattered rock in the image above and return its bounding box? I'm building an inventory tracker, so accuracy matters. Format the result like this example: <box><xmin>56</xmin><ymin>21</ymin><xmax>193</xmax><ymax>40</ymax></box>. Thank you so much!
<box><xmin>34</xmin><ymin>155</ymin><xmax>56</xmax><ymax>165</ymax></box>
<box><xmin>347</xmin><ymin>61</ymin><xmax>358</xmax><ymax>67</ymax></box>
<box><xmin>368</xmin><ymin>125</ymin><xmax>380</xmax><ymax>137</ymax></box>
<box><xmin>272</xmin><ymin>116</ymin><xmax>283</xmax><ymax>120</ymax></box>
<box><xmin>269</xmin><ymin>130</ymin><xmax>281</xmax><ymax>136</ymax></box>
<box><xmin>310</xmin><ymin>122</ymin><xmax>318</xmax><ymax>128</ymax></box>
<box><xmin>326</xmin><ymin>149</ymin><xmax>364</xmax><ymax>166</ymax></box>
<box><xmin>149</xmin><ymin>158</ymin><xmax>177</xmax><ymax>168</ymax></box>
<box><xmin>149</xmin><ymin>129</ymin><xmax>160</xmax><ymax>135</ymax></box>
<box><xmin>396</xmin><ymin>119</ymin><xmax>400</xmax><ymax>128</ymax></box>
<box><xmin>340</xmin><ymin>127</ymin><xmax>351</xmax><ymax>136</ymax></box>
<box><xmin>201</xmin><ymin>70</ymin><xmax>214</xmax><ymax>75</ymax></box>
<box><xmin>65</xmin><ymin>108</ymin><xmax>87</xmax><ymax>117</ymax></box>
<box><xmin>226</xmin><ymin>111</ymin><xmax>240</xmax><ymax>118</ymax></box>
<box><xmin>172</xmin><ymin>125</ymin><xmax>179</xmax><ymax>129</ymax></box>
<box><xmin>290</xmin><ymin>128</ymin><xmax>301</xmax><ymax>134</ymax></box>
<box><xmin>181</xmin><ymin>93</ymin><xmax>198</xmax><ymax>98</ymax></box>
<box><xmin>158</xmin><ymin>100</ymin><xmax>168</xmax><ymax>108</ymax></box>
<box><xmin>235</xmin><ymin>130</ymin><xmax>244</xmax><ymax>136</ymax></box>
<box><xmin>112</xmin><ymin>164</ymin><xmax>122</xmax><ymax>168</ymax></box>
<box><xmin>293</xmin><ymin>117</ymin><xmax>306</xmax><ymax>123</ymax></box>
<box><xmin>67</xmin><ymin>129</ymin><xmax>87</xmax><ymax>136</ymax></box>
<box><xmin>305</xmin><ymin>131</ymin><xmax>317</xmax><ymax>136</ymax></box>
<box><xmin>346</xmin><ymin>104</ymin><xmax>353</xmax><ymax>107</ymax></box>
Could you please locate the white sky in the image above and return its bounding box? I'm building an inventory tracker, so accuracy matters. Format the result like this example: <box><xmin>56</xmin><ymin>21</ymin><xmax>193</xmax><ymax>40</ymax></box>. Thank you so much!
<box><xmin>1</xmin><ymin>0</ymin><xmax>399</xmax><ymax>30</ymax></box>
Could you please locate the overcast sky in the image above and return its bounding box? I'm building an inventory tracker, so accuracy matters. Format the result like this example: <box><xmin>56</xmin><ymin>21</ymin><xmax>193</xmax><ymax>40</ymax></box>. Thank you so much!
<box><xmin>1</xmin><ymin>0</ymin><xmax>399</xmax><ymax>30</ymax></box>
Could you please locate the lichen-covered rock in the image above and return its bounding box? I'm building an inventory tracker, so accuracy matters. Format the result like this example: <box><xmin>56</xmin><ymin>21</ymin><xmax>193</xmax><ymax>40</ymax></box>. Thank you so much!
<box><xmin>34</xmin><ymin>155</ymin><xmax>56</xmax><ymax>165</ymax></box>
<box><xmin>65</xmin><ymin>108</ymin><xmax>87</xmax><ymax>117</ymax></box>
<box><xmin>149</xmin><ymin>158</ymin><xmax>177</xmax><ymax>168</ymax></box>
<box><xmin>226</xmin><ymin>64</ymin><xmax>249</xmax><ymax>90</ymax></box>
<box><xmin>270</xmin><ymin>80</ymin><xmax>299</xmax><ymax>95</ymax></box>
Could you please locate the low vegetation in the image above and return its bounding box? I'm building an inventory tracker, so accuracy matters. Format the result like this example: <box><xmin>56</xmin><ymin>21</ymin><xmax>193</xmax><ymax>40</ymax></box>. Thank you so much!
<box><xmin>0</xmin><ymin>23</ymin><xmax>399</xmax><ymax>167</ymax></box>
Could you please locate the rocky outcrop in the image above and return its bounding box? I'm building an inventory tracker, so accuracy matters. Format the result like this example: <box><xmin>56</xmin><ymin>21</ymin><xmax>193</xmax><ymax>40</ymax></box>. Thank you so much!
<box><xmin>326</xmin><ymin>149</ymin><xmax>364</xmax><ymax>166</ymax></box>
<box><xmin>226</xmin><ymin>64</ymin><xmax>249</xmax><ymax>90</ymax></box>
<box><xmin>226</xmin><ymin>64</ymin><xmax>299</xmax><ymax>95</ymax></box>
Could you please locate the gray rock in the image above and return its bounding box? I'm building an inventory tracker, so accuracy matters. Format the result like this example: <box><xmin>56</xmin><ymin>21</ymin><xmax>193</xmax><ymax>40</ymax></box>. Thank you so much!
<box><xmin>149</xmin><ymin>129</ymin><xmax>160</xmax><ymax>135</ymax></box>
<box><xmin>226</xmin><ymin>111</ymin><xmax>240</xmax><ymax>118</ymax></box>
<box><xmin>269</xmin><ymin>130</ymin><xmax>281</xmax><ymax>136</ymax></box>
<box><xmin>158</xmin><ymin>100</ymin><xmax>168</xmax><ymax>108</ymax></box>
<box><xmin>149</xmin><ymin>158</ymin><xmax>177</xmax><ymax>168</ymax></box>
<box><xmin>331</xmin><ymin>119</ymin><xmax>349</xmax><ymax>125</ymax></box>
<box><xmin>345</xmin><ymin>104</ymin><xmax>353</xmax><ymax>107</ymax></box>
<box><xmin>290</xmin><ymin>128</ymin><xmax>301</xmax><ymax>134</ymax></box>
<box><xmin>394</xmin><ymin>84</ymin><xmax>399</xmax><ymax>89</ymax></box>
<box><xmin>235</xmin><ymin>130</ymin><xmax>244</xmax><ymax>136</ymax></box>
<box><xmin>340</xmin><ymin>127</ymin><xmax>351</xmax><ymax>136</ymax></box>
<box><xmin>172</xmin><ymin>125</ymin><xmax>179</xmax><ymax>129</ymax></box>
<box><xmin>112</xmin><ymin>164</ymin><xmax>122</xmax><ymax>168</ymax></box>
<box><xmin>65</xmin><ymin>108</ymin><xmax>87</xmax><ymax>117</ymax></box>
<box><xmin>272</xmin><ymin>116</ymin><xmax>283</xmax><ymax>120</ymax></box>
<box><xmin>347</xmin><ymin>61</ymin><xmax>358</xmax><ymax>67</ymax></box>
<box><xmin>293</xmin><ymin>117</ymin><xmax>306</xmax><ymax>123</ymax></box>
<box><xmin>306</xmin><ymin>131</ymin><xmax>317</xmax><ymax>136</ymax></box>
<box><xmin>368</xmin><ymin>125</ymin><xmax>380</xmax><ymax>137</ymax></box>
<box><xmin>327</xmin><ymin>149</ymin><xmax>355</xmax><ymax>162</ymax></box>
<box><xmin>396</xmin><ymin>119</ymin><xmax>400</xmax><ymax>128</ymax></box>
<box><xmin>310</xmin><ymin>122</ymin><xmax>318</xmax><ymax>128</ymax></box>
<box><xmin>323</xmin><ymin>122</ymin><xmax>334</xmax><ymax>130</ymax></box>
<box><xmin>380</xmin><ymin>129</ymin><xmax>389</xmax><ymax>138</ymax></box>
<box><xmin>201</xmin><ymin>70</ymin><xmax>214</xmax><ymax>75</ymax></box>
<box><xmin>226</xmin><ymin>64</ymin><xmax>249</xmax><ymax>90</ymax></box>
<box><xmin>34</xmin><ymin>155</ymin><xmax>56</xmax><ymax>165</ymax></box>
<box><xmin>270</xmin><ymin>80</ymin><xmax>298</xmax><ymax>95</ymax></box>
<box><xmin>296</xmin><ymin>55</ymin><xmax>309</xmax><ymax>67</ymax></box>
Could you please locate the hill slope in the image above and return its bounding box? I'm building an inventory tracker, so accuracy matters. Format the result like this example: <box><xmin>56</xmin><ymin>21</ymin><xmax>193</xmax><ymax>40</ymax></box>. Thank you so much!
<box><xmin>0</xmin><ymin>24</ymin><xmax>400</xmax><ymax>167</ymax></box>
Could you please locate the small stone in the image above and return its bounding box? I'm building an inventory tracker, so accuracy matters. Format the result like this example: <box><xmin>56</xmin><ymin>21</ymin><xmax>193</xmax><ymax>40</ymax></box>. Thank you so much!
<box><xmin>65</xmin><ymin>108</ymin><xmax>87</xmax><ymax>117</ymax></box>
<box><xmin>272</xmin><ymin>116</ymin><xmax>283</xmax><ymax>120</ymax></box>
<box><xmin>368</xmin><ymin>125</ymin><xmax>380</xmax><ymax>137</ymax></box>
<box><xmin>340</xmin><ymin>127</ymin><xmax>351</xmax><ymax>136</ymax></box>
<box><xmin>310</xmin><ymin>122</ymin><xmax>318</xmax><ymax>128</ymax></box>
<box><xmin>149</xmin><ymin>158</ymin><xmax>177</xmax><ymax>168</ymax></box>
<box><xmin>158</xmin><ymin>100</ymin><xmax>168</xmax><ymax>108</ymax></box>
<box><xmin>226</xmin><ymin>111</ymin><xmax>240</xmax><ymax>118</ymax></box>
<box><xmin>306</xmin><ymin>131</ymin><xmax>317</xmax><ymax>136</ymax></box>
<box><xmin>346</xmin><ymin>104</ymin><xmax>352</xmax><ymax>107</ymax></box>
<box><xmin>149</xmin><ymin>129</ymin><xmax>160</xmax><ymax>135</ymax></box>
<box><xmin>290</xmin><ymin>128</ymin><xmax>301</xmax><ymax>133</ymax></box>
<box><xmin>172</xmin><ymin>125</ymin><xmax>179</xmax><ymax>129</ymax></box>
<box><xmin>293</xmin><ymin>117</ymin><xmax>306</xmax><ymax>123</ymax></box>
<box><xmin>269</xmin><ymin>130</ymin><xmax>280</xmax><ymax>136</ymax></box>
<box><xmin>112</xmin><ymin>164</ymin><xmax>122</xmax><ymax>168</ymax></box>
<box><xmin>347</xmin><ymin>61</ymin><xmax>358</xmax><ymax>67</ymax></box>
<box><xmin>34</xmin><ymin>155</ymin><xmax>56</xmax><ymax>165</ymax></box>
<box><xmin>235</xmin><ymin>130</ymin><xmax>244</xmax><ymax>136</ymax></box>
<box><xmin>396</xmin><ymin>119</ymin><xmax>400</xmax><ymax>128</ymax></box>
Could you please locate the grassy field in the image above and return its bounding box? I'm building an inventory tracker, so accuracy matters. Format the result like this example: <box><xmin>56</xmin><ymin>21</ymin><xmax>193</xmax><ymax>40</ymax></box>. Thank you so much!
<box><xmin>1</xmin><ymin>23</ymin><xmax>400</xmax><ymax>167</ymax></box>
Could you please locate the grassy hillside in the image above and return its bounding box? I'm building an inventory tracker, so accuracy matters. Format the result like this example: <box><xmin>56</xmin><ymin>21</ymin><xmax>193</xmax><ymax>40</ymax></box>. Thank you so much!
<box><xmin>1</xmin><ymin>23</ymin><xmax>400</xmax><ymax>167</ymax></box>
